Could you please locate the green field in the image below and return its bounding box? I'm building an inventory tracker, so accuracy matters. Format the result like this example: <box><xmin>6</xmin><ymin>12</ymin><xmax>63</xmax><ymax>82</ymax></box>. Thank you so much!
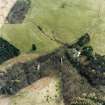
<box><xmin>1</xmin><ymin>0</ymin><xmax>105</xmax><ymax>55</ymax></box>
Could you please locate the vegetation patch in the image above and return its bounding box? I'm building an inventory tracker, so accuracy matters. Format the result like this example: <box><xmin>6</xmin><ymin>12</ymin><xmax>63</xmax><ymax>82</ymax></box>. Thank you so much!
<box><xmin>65</xmin><ymin>33</ymin><xmax>105</xmax><ymax>85</ymax></box>
<box><xmin>0</xmin><ymin>37</ymin><xmax>20</xmax><ymax>64</ymax></box>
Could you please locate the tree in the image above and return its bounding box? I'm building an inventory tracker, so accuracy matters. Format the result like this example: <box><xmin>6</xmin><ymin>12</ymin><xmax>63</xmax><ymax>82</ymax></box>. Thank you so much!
<box><xmin>77</xmin><ymin>33</ymin><xmax>90</xmax><ymax>47</ymax></box>
<box><xmin>32</xmin><ymin>44</ymin><xmax>37</xmax><ymax>51</ymax></box>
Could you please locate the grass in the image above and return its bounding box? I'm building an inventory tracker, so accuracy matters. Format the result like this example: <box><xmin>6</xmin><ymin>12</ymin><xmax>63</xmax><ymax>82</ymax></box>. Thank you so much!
<box><xmin>0</xmin><ymin>0</ymin><xmax>105</xmax><ymax>56</ymax></box>
<box><xmin>1</xmin><ymin>1</ymin><xmax>105</xmax><ymax>105</ymax></box>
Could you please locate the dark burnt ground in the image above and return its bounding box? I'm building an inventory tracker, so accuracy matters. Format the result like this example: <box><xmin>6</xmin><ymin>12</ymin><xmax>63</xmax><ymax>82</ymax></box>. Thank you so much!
<box><xmin>6</xmin><ymin>0</ymin><xmax>31</xmax><ymax>24</ymax></box>
<box><xmin>0</xmin><ymin>46</ymin><xmax>64</xmax><ymax>95</ymax></box>
<box><xmin>0</xmin><ymin>46</ymin><xmax>103</xmax><ymax>104</ymax></box>
<box><xmin>0</xmin><ymin>34</ymin><xmax>105</xmax><ymax>104</ymax></box>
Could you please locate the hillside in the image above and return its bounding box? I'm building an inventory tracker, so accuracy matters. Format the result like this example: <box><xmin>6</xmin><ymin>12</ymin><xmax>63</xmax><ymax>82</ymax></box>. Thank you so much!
<box><xmin>0</xmin><ymin>39</ymin><xmax>105</xmax><ymax>105</ymax></box>
<box><xmin>0</xmin><ymin>0</ymin><xmax>105</xmax><ymax>105</ymax></box>
<box><xmin>1</xmin><ymin>0</ymin><xmax>105</xmax><ymax>55</ymax></box>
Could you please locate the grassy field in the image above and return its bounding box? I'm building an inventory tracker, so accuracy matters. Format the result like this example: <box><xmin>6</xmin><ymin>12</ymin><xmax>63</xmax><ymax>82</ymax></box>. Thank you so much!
<box><xmin>0</xmin><ymin>0</ymin><xmax>105</xmax><ymax>55</ymax></box>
